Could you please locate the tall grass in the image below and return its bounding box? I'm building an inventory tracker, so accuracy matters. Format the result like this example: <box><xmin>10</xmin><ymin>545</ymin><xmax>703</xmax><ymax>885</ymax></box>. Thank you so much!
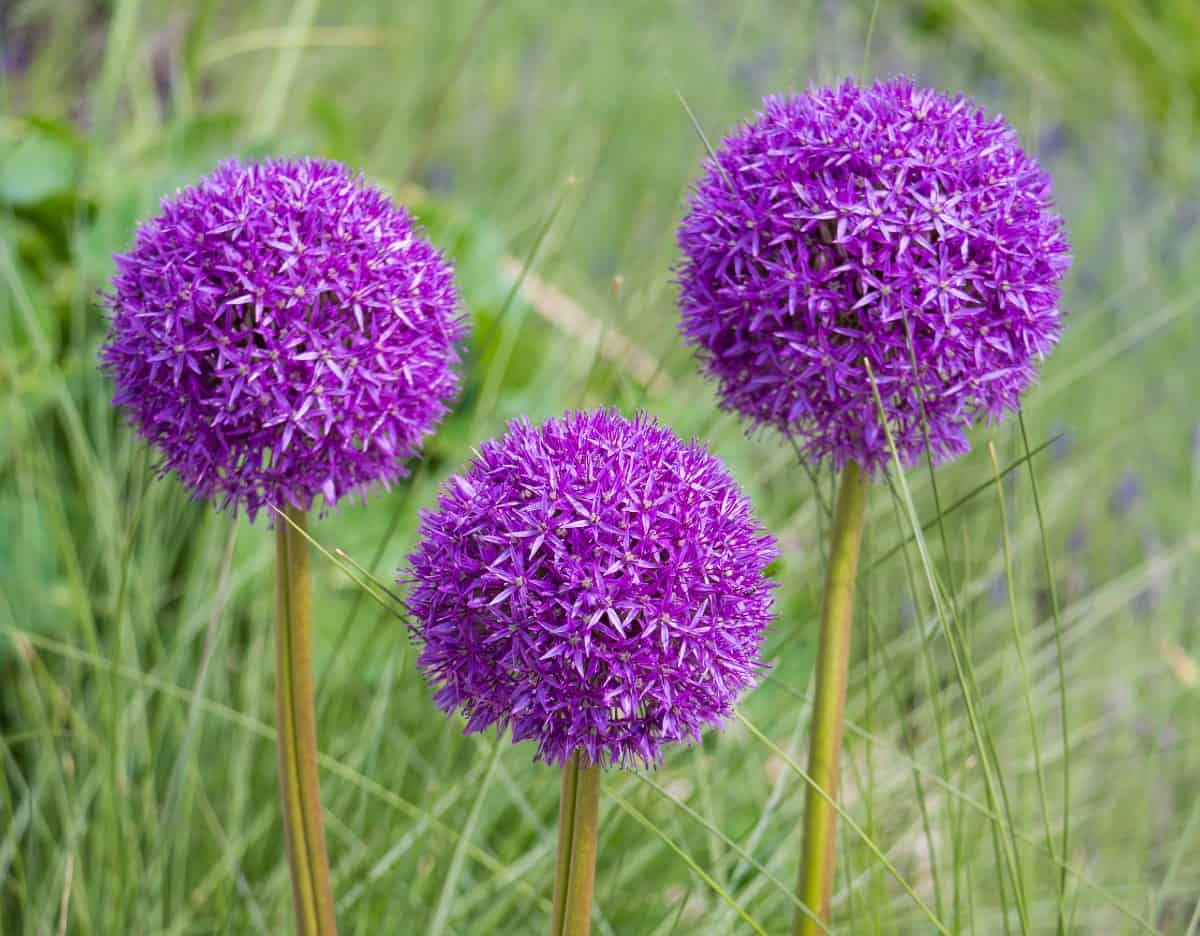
<box><xmin>2</xmin><ymin>1</ymin><xmax>1198</xmax><ymax>932</ymax></box>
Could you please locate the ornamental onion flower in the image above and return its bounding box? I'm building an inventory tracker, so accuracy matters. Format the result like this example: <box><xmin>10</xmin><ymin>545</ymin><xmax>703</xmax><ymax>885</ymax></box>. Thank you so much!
<box><xmin>407</xmin><ymin>409</ymin><xmax>775</xmax><ymax>936</ymax></box>
<box><xmin>677</xmin><ymin>77</ymin><xmax>1070</xmax><ymax>472</ymax></box>
<box><xmin>101</xmin><ymin>157</ymin><xmax>467</xmax><ymax>519</ymax></box>
<box><xmin>100</xmin><ymin>157</ymin><xmax>468</xmax><ymax>936</ymax></box>
<box><xmin>407</xmin><ymin>408</ymin><xmax>777</xmax><ymax>769</ymax></box>
<box><xmin>676</xmin><ymin>79</ymin><xmax>1072</xmax><ymax>936</ymax></box>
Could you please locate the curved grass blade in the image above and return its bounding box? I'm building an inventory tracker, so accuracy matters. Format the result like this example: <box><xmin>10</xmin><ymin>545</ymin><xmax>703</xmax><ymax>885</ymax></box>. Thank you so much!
<box><xmin>427</xmin><ymin>738</ymin><xmax>504</xmax><ymax>936</ymax></box>
<box><xmin>635</xmin><ymin>773</ymin><xmax>828</xmax><ymax>932</ymax></box>
<box><xmin>604</xmin><ymin>787</ymin><xmax>769</xmax><ymax>936</ymax></box>
<box><xmin>733</xmin><ymin>712</ymin><xmax>949</xmax><ymax>934</ymax></box>
<box><xmin>1016</xmin><ymin>410</ymin><xmax>1071</xmax><ymax>936</ymax></box>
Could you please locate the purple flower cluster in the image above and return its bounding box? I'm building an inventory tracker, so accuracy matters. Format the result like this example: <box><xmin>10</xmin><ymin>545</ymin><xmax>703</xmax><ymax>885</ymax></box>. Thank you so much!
<box><xmin>677</xmin><ymin>78</ymin><xmax>1070</xmax><ymax>472</ymax></box>
<box><xmin>101</xmin><ymin>158</ymin><xmax>466</xmax><ymax>518</ymax></box>
<box><xmin>406</xmin><ymin>409</ymin><xmax>777</xmax><ymax>768</ymax></box>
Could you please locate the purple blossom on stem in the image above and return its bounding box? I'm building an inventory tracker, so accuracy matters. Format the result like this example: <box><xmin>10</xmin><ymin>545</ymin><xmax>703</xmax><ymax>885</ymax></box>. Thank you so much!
<box><xmin>406</xmin><ymin>409</ymin><xmax>777</xmax><ymax>768</ymax></box>
<box><xmin>677</xmin><ymin>78</ymin><xmax>1071</xmax><ymax>472</ymax></box>
<box><xmin>101</xmin><ymin>158</ymin><xmax>467</xmax><ymax>519</ymax></box>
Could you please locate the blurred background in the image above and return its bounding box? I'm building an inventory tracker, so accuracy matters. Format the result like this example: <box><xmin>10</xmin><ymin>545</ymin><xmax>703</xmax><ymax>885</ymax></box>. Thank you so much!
<box><xmin>1</xmin><ymin>1</ymin><xmax>1198</xmax><ymax>933</ymax></box>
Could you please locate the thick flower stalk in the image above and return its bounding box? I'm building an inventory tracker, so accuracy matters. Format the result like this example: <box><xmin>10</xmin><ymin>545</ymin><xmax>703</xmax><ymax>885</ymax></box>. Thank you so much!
<box><xmin>407</xmin><ymin>409</ymin><xmax>776</xmax><ymax>934</ymax></box>
<box><xmin>101</xmin><ymin>157</ymin><xmax>467</xmax><ymax>936</ymax></box>
<box><xmin>677</xmin><ymin>78</ymin><xmax>1070</xmax><ymax>933</ymax></box>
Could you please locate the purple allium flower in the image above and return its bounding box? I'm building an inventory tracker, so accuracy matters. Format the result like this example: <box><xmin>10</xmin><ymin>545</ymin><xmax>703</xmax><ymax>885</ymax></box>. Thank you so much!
<box><xmin>406</xmin><ymin>409</ymin><xmax>777</xmax><ymax>768</ymax></box>
<box><xmin>101</xmin><ymin>158</ymin><xmax>467</xmax><ymax>518</ymax></box>
<box><xmin>677</xmin><ymin>78</ymin><xmax>1071</xmax><ymax>472</ymax></box>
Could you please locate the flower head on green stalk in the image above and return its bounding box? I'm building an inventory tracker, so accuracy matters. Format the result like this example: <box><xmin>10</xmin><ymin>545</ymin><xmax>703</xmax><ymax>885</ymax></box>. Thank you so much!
<box><xmin>406</xmin><ymin>409</ymin><xmax>777</xmax><ymax>768</ymax></box>
<box><xmin>101</xmin><ymin>157</ymin><xmax>467</xmax><ymax>518</ymax></box>
<box><xmin>677</xmin><ymin>78</ymin><xmax>1070</xmax><ymax>471</ymax></box>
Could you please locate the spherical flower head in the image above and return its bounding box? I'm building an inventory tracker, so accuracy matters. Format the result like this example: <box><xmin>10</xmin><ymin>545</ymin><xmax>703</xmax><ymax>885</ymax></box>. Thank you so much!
<box><xmin>677</xmin><ymin>78</ymin><xmax>1071</xmax><ymax>472</ymax></box>
<box><xmin>101</xmin><ymin>158</ymin><xmax>467</xmax><ymax>519</ymax></box>
<box><xmin>406</xmin><ymin>409</ymin><xmax>777</xmax><ymax>769</ymax></box>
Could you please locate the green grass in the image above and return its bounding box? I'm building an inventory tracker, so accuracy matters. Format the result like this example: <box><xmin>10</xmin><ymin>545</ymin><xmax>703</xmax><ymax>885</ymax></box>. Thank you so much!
<box><xmin>2</xmin><ymin>1</ymin><xmax>1199</xmax><ymax>933</ymax></box>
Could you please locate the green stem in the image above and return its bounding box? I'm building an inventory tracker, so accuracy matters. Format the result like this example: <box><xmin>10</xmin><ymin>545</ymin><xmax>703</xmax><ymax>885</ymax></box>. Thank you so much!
<box><xmin>793</xmin><ymin>461</ymin><xmax>868</xmax><ymax>935</ymax></box>
<box><xmin>550</xmin><ymin>754</ymin><xmax>581</xmax><ymax>935</ymax></box>
<box><xmin>275</xmin><ymin>507</ymin><xmax>338</xmax><ymax>936</ymax></box>
<box><xmin>550</xmin><ymin>753</ymin><xmax>601</xmax><ymax>936</ymax></box>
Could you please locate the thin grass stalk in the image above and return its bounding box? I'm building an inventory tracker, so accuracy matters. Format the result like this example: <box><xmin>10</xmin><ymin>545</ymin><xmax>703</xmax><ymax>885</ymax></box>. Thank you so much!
<box><xmin>865</xmin><ymin>361</ymin><xmax>1030</xmax><ymax>932</ymax></box>
<box><xmin>1017</xmin><ymin>411</ymin><xmax>1071</xmax><ymax>936</ymax></box>
<box><xmin>987</xmin><ymin>443</ymin><xmax>1058</xmax><ymax>886</ymax></box>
